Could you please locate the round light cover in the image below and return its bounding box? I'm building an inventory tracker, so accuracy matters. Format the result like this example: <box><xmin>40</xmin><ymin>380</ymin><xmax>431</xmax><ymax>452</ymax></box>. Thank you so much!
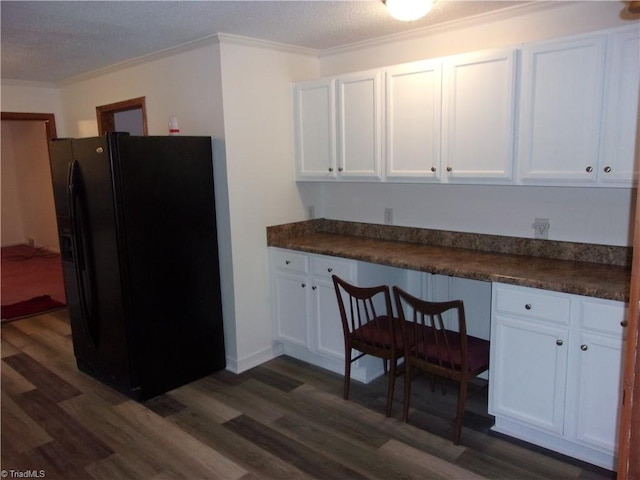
<box><xmin>385</xmin><ymin>0</ymin><xmax>433</xmax><ymax>21</ymax></box>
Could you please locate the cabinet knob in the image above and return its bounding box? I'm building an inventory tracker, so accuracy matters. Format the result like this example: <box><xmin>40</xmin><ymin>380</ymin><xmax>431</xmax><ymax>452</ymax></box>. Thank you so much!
<box><xmin>301</xmin><ymin>283</ymin><xmax>306</xmax><ymax>288</ymax></box>
<box><xmin>431</xmin><ymin>167</ymin><xmax>437</xmax><ymax>173</ymax></box>
<box><xmin>604</xmin><ymin>166</ymin><xmax>612</xmax><ymax>173</ymax></box>
<box><xmin>580</xmin><ymin>344</ymin><xmax>588</xmax><ymax>351</ymax></box>
<box><xmin>312</xmin><ymin>286</ymin><xmax>317</xmax><ymax>290</ymax></box>
<box><xmin>525</xmin><ymin>304</ymin><xmax>532</xmax><ymax>310</ymax></box>
<box><xmin>621</xmin><ymin>320</ymin><xmax>629</xmax><ymax>327</ymax></box>
<box><xmin>327</xmin><ymin>267</ymin><xmax>333</xmax><ymax>273</ymax></box>
<box><xmin>586</xmin><ymin>166</ymin><xmax>593</xmax><ymax>173</ymax></box>
<box><xmin>338</xmin><ymin>167</ymin><xmax>344</xmax><ymax>172</ymax></box>
<box><xmin>446</xmin><ymin>166</ymin><xmax>452</xmax><ymax>172</ymax></box>
<box><xmin>556</xmin><ymin>339</ymin><xmax>563</xmax><ymax>346</ymax></box>
<box><xmin>328</xmin><ymin>167</ymin><xmax>333</xmax><ymax>172</ymax></box>
<box><xmin>285</xmin><ymin>260</ymin><xmax>290</xmax><ymax>265</ymax></box>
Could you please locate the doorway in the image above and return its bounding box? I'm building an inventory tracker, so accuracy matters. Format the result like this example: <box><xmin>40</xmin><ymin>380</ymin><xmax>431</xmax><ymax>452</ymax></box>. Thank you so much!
<box><xmin>96</xmin><ymin>96</ymin><xmax>147</xmax><ymax>135</ymax></box>
<box><xmin>1</xmin><ymin>112</ymin><xmax>66</xmax><ymax>319</ymax></box>
<box><xmin>1</xmin><ymin>112</ymin><xmax>58</xmax><ymax>250</ymax></box>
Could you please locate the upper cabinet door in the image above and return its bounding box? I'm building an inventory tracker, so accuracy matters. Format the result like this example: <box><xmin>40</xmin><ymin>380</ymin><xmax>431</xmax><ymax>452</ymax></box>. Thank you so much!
<box><xmin>337</xmin><ymin>70</ymin><xmax>383</xmax><ymax>180</ymax></box>
<box><xmin>385</xmin><ymin>60</ymin><xmax>442</xmax><ymax>182</ymax></box>
<box><xmin>518</xmin><ymin>34</ymin><xmax>607</xmax><ymax>184</ymax></box>
<box><xmin>441</xmin><ymin>48</ymin><xmax>517</xmax><ymax>183</ymax></box>
<box><xmin>293</xmin><ymin>78</ymin><xmax>337</xmax><ymax>180</ymax></box>
<box><xmin>599</xmin><ymin>27</ymin><xmax>640</xmax><ymax>186</ymax></box>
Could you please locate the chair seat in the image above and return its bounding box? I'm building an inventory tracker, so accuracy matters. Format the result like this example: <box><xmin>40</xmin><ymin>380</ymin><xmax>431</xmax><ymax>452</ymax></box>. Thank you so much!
<box><xmin>411</xmin><ymin>328</ymin><xmax>490</xmax><ymax>373</ymax></box>
<box><xmin>352</xmin><ymin>315</ymin><xmax>406</xmax><ymax>350</ymax></box>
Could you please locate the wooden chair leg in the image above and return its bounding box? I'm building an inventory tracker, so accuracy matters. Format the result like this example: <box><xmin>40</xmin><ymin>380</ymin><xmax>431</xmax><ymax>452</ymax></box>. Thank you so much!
<box><xmin>403</xmin><ymin>362</ymin><xmax>412</xmax><ymax>422</ymax></box>
<box><xmin>453</xmin><ymin>378</ymin><xmax>469</xmax><ymax>445</ymax></box>
<box><xmin>344</xmin><ymin>349</ymin><xmax>351</xmax><ymax>400</ymax></box>
<box><xmin>385</xmin><ymin>358</ymin><xmax>396</xmax><ymax>417</ymax></box>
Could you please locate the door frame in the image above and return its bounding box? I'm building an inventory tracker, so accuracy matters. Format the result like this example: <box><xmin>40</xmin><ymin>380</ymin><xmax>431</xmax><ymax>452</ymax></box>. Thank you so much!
<box><xmin>1</xmin><ymin>112</ymin><xmax>57</xmax><ymax>140</ymax></box>
<box><xmin>96</xmin><ymin>96</ymin><xmax>147</xmax><ymax>135</ymax></box>
<box><xmin>617</xmin><ymin>188</ymin><xmax>640</xmax><ymax>478</ymax></box>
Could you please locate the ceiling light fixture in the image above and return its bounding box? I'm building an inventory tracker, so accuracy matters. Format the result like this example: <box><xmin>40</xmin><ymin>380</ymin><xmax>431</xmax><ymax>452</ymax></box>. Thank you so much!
<box><xmin>384</xmin><ymin>0</ymin><xmax>433</xmax><ymax>22</ymax></box>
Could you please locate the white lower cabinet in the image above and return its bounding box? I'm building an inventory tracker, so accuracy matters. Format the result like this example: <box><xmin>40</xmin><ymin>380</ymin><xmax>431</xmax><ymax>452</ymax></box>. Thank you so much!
<box><xmin>270</xmin><ymin>248</ymin><xmax>388</xmax><ymax>382</ymax></box>
<box><xmin>489</xmin><ymin>282</ymin><xmax>627</xmax><ymax>470</ymax></box>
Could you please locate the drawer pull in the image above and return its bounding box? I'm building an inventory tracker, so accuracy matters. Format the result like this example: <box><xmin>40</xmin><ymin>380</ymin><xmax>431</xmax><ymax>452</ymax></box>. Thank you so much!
<box><xmin>621</xmin><ymin>320</ymin><xmax>629</xmax><ymax>327</ymax></box>
<box><xmin>327</xmin><ymin>267</ymin><xmax>333</xmax><ymax>273</ymax></box>
<box><xmin>586</xmin><ymin>166</ymin><xmax>593</xmax><ymax>173</ymax></box>
<box><xmin>604</xmin><ymin>166</ymin><xmax>612</xmax><ymax>173</ymax></box>
<box><xmin>301</xmin><ymin>283</ymin><xmax>306</xmax><ymax>288</ymax></box>
<box><xmin>556</xmin><ymin>339</ymin><xmax>563</xmax><ymax>346</ymax></box>
<box><xmin>525</xmin><ymin>304</ymin><xmax>532</xmax><ymax>310</ymax></box>
<box><xmin>581</xmin><ymin>344</ymin><xmax>588</xmax><ymax>351</ymax></box>
<box><xmin>312</xmin><ymin>286</ymin><xmax>317</xmax><ymax>291</ymax></box>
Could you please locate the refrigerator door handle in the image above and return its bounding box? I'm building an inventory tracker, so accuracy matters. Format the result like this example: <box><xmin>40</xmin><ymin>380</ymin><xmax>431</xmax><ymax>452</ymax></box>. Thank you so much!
<box><xmin>68</xmin><ymin>160</ymin><xmax>99</xmax><ymax>348</ymax></box>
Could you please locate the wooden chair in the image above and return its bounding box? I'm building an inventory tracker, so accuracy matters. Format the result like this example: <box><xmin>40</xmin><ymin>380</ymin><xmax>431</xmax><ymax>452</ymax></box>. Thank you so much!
<box><xmin>393</xmin><ymin>286</ymin><xmax>490</xmax><ymax>444</ymax></box>
<box><xmin>332</xmin><ymin>275</ymin><xmax>404</xmax><ymax>417</ymax></box>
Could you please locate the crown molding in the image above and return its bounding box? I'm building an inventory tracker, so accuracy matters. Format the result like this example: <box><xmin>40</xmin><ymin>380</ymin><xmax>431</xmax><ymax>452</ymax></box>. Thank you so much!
<box><xmin>215</xmin><ymin>33</ymin><xmax>319</xmax><ymax>56</ymax></box>
<box><xmin>56</xmin><ymin>32</ymin><xmax>318</xmax><ymax>86</ymax></box>
<box><xmin>57</xmin><ymin>34</ymin><xmax>222</xmax><ymax>86</ymax></box>
<box><xmin>1</xmin><ymin>79</ymin><xmax>58</xmax><ymax>88</ymax></box>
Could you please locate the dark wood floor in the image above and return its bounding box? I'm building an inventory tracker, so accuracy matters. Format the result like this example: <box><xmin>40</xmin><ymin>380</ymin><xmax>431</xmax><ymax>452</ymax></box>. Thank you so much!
<box><xmin>1</xmin><ymin>309</ymin><xmax>615</xmax><ymax>479</ymax></box>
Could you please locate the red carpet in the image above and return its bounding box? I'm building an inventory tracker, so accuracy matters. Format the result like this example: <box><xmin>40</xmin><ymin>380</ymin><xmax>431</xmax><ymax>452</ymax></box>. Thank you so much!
<box><xmin>1</xmin><ymin>244</ymin><xmax>66</xmax><ymax>321</ymax></box>
<box><xmin>1</xmin><ymin>295</ymin><xmax>66</xmax><ymax>320</ymax></box>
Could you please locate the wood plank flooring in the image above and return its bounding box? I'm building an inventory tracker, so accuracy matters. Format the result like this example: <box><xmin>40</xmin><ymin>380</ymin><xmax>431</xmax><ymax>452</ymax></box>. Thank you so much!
<box><xmin>1</xmin><ymin>310</ymin><xmax>615</xmax><ymax>479</ymax></box>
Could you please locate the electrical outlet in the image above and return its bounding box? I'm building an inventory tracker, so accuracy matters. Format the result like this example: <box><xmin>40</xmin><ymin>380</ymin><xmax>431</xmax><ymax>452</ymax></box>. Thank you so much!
<box><xmin>307</xmin><ymin>206</ymin><xmax>315</xmax><ymax>220</ymax></box>
<box><xmin>384</xmin><ymin>208</ymin><xmax>393</xmax><ymax>225</ymax></box>
<box><xmin>532</xmin><ymin>218</ymin><xmax>550</xmax><ymax>240</ymax></box>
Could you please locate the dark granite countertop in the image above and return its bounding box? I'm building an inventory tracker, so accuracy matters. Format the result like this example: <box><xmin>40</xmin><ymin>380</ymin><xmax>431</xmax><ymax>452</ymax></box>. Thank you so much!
<box><xmin>267</xmin><ymin>220</ymin><xmax>632</xmax><ymax>303</ymax></box>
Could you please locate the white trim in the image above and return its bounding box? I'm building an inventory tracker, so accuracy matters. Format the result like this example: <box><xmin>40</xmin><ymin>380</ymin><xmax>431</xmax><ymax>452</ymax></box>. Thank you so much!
<box><xmin>57</xmin><ymin>33</ymin><xmax>318</xmax><ymax>87</ymax></box>
<box><xmin>1</xmin><ymin>79</ymin><xmax>58</xmax><ymax>88</ymax></box>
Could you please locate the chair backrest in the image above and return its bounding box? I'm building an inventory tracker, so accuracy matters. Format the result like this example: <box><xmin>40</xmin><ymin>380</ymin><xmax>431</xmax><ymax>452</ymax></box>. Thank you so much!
<box><xmin>393</xmin><ymin>286</ymin><xmax>469</xmax><ymax>376</ymax></box>
<box><xmin>332</xmin><ymin>275</ymin><xmax>397</xmax><ymax>352</ymax></box>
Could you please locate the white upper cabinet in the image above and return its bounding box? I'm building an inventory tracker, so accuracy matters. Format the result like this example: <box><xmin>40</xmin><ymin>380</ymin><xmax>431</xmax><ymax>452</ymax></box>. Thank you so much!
<box><xmin>599</xmin><ymin>27</ymin><xmax>640</xmax><ymax>186</ymax></box>
<box><xmin>337</xmin><ymin>70</ymin><xmax>384</xmax><ymax>180</ymax></box>
<box><xmin>293</xmin><ymin>78</ymin><xmax>337</xmax><ymax>180</ymax></box>
<box><xmin>293</xmin><ymin>26</ymin><xmax>638</xmax><ymax>187</ymax></box>
<box><xmin>442</xmin><ymin>48</ymin><xmax>517</xmax><ymax>183</ymax></box>
<box><xmin>385</xmin><ymin>59</ymin><xmax>442</xmax><ymax>181</ymax></box>
<box><xmin>518</xmin><ymin>34</ymin><xmax>608</xmax><ymax>184</ymax></box>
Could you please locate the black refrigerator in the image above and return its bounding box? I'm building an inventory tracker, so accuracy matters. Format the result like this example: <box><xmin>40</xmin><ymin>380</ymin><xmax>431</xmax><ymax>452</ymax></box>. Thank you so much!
<box><xmin>49</xmin><ymin>133</ymin><xmax>226</xmax><ymax>401</ymax></box>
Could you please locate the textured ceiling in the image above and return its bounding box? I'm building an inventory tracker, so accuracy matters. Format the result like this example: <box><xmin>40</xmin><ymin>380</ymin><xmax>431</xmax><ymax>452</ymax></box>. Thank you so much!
<box><xmin>1</xmin><ymin>0</ymin><xmax>537</xmax><ymax>84</ymax></box>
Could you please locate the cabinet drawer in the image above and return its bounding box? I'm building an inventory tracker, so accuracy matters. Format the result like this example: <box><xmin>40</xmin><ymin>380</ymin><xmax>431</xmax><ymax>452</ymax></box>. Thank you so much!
<box><xmin>494</xmin><ymin>283</ymin><xmax>571</xmax><ymax>325</ymax></box>
<box><xmin>272</xmin><ymin>249</ymin><xmax>309</xmax><ymax>273</ymax></box>
<box><xmin>580</xmin><ymin>298</ymin><xmax>627</xmax><ymax>337</ymax></box>
<box><xmin>311</xmin><ymin>255</ymin><xmax>355</xmax><ymax>280</ymax></box>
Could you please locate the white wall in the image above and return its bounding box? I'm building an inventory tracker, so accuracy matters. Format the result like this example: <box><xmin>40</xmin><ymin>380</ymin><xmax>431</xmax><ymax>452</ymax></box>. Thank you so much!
<box><xmin>1</xmin><ymin>120</ymin><xmax>59</xmax><ymax>249</ymax></box>
<box><xmin>58</xmin><ymin>44</ymin><xmax>224</xmax><ymax>138</ymax></box>
<box><xmin>304</xmin><ymin>1</ymin><xmax>638</xmax><ymax>246</ymax></box>
<box><xmin>217</xmin><ymin>39</ymin><xmax>318</xmax><ymax>370</ymax></box>
<box><xmin>0</xmin><ymin>82</ymin><xmax>65</xmax><ymax>132</ymax></box>
<box><xmin>1</xmin><ymin>121</ymin><xmax>26</xmax><ymax>245</ymax></box>
<box><xmin>316</xmin><ymin>183</ymin><xmax>636</xmax><ymax>246</ymax></box>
